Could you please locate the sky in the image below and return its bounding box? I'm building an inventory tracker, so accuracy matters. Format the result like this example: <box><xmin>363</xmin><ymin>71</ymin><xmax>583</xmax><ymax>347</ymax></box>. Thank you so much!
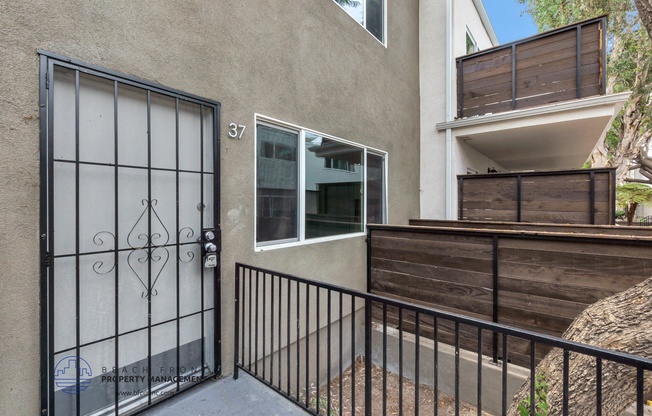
<box><xmin>482</xmin><ymin>0</ymin><xmax>540</xmax><ymax>44</ymax></box>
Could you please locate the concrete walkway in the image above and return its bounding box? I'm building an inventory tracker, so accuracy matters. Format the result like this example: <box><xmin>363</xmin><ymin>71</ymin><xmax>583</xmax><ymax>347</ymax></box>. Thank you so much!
<box><xmin>140</xmin><ymin>372</ymin><xmax>309</xmax><ymax>416</ymax></box>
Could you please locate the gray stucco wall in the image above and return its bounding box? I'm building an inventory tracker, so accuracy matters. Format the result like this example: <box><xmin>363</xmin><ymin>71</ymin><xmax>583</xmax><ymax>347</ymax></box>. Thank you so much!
<box><xmin>0</xmin><ymin>1</ymin><xmax>420</xmax><ymax>414</ymax></box>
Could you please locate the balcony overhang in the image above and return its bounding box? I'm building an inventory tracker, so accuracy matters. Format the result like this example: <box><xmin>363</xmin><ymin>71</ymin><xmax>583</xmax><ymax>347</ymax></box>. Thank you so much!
<box><xmin>436</xmin><ymin>92</ymin><xmax>630</xmax><ymax>171</ymax></box>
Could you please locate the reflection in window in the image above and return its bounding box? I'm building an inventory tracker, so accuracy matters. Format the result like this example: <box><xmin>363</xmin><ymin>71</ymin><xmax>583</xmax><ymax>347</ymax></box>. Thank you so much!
<box><xmin>259</xmin><ymin>140</ymin><xmax>297</xmax><ymax>161</ymax></box>
<box><xmin>367</xmin><ymin>153</ymin><xmax>385</xmax><ymax>224</ymax></box>
<box><xmin>256</xmin><ymin>120</ymin><xmax>387</xmax><ymax>247</ymax></box>
<box><xmin>305</xmin><ymin>133</ymin><xmax>363</xmax><ymax>239</ymax></box>
<box><xmin>466</xmin><ymin>29</ymin><xmax>478</xmax><ymax>54</ymax></box>
<box><xmin>336</xmin><ymin>0</ymin><xmax>385</xmax><ymax>43</ymax></box>
<box><xmin>256</xmin><ymin>125</ymin><xmax>298</xmax><ymax>244</ymax></box>
<box><xmin>324</xmin><ymin>157</ymin><xmax>355</xmax><ymax>172</ymax></box>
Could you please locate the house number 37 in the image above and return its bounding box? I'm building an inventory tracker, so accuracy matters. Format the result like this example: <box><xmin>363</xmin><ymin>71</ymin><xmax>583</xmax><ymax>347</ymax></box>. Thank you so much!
<box><xmin>228</xmin><ymin>123</ymin><xmax>246</xmax><ymax>139</ymax></box>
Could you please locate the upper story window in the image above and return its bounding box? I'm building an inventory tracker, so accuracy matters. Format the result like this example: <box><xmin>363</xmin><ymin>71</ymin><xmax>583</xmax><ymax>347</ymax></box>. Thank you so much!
<box><xmin>325</xmin><ymin>157</ymin><xmax>356</xmax><ymax>172</ymax></box>
<box><xmin>256</xmin><ymin>117</ymin><xmax>387</xmax><ymax>248</ymax></box>
<box><xmin>466</xmin><ymin>28</ymin><xmax>478</xmax><ymax>55</ymax></box>
<box><xmin>334</xmin><ymin>0</ymin><xmax>385</xmax><ymax>44</ymax></box>
<box><xmin>260</xmin><ymin>140</ymin><xmax>297</xmax><ymax>162</ymax></box>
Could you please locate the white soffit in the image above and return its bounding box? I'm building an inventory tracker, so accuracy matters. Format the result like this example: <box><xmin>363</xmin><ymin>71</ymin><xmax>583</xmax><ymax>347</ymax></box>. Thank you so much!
<box><xmin>437</xmin><ymin>92</ymin><xmax>630</xmax><ymax>171</ymax></box>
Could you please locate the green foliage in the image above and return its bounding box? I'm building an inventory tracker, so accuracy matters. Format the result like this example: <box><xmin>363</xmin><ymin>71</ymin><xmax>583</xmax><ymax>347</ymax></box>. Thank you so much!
<box><xmin>517</xmin><ymin>372</ymin><xmax>549</xmax><ymax>416</ymax></box>
<box><xmin>615</xmin><ymin>208</ymin><xmax>627</xmax><ymax>218</ymax></box>
<box><xmin>334</xmin><ymin>0</ymin><xmax>361</xmax><ymax>6</ymax></box>
<box><xmin>517</xmin><ymin>0</ymin><xmax>652</xmax><ymax>171</ymax></box>
<box><xmin>605</xmin><ymin>117</ymin><xmax>622</xmax><ymax>156</ymax></box>
<box><xmin>616</xmin><ymin>183</ymin><xmax>652</xmax><ymax>208</ymax></box>
<box><xmin>516</xmin><ymin>0</ymin><xmax>650</xmax><ymax>93</ymax></box>
<box><xmin>616</xmin><ymin>183</ymin><xmax>652</xmax><ymax>224</ymax></box>
<box><xmin>516</xmin><ymin>0</ymin><xmax>635</xmax><ymax>33</ymax></box>
<box><xmin>299</xmin><ymin>383</ymin><xmax>339</xmax><ymax>416</ymax></box>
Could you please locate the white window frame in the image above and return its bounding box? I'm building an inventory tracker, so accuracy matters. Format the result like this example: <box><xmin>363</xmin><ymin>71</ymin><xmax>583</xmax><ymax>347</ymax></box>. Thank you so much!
<box><xmin>333</xmin><ymin>0</ymin><xmax>388</xmax><ymax>47</ymax></box>
<box><xmin>465</xmin><ymin>27</ymin><xmax>479</xmax><ymax>55</ymax></box>
<box><xmin>254</xmin><ymin>114</ymin><xmax>388</xmax><ymax>251</ymax></box>
<box><xmin>366</xmin><ymin>150</ymin><xmax>387</xmax><ymax>224</ymax></box>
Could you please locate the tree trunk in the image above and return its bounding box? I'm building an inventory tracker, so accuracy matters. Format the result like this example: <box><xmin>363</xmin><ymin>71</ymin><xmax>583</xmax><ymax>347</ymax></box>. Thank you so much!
<box><xmin>635</xmin><ymin>0</ymin><xmax>652</xmax><ymax>39</ymax></box>
<box><xmin>507</xmin><ymin>277</ymin><xmax>652</xmax><ymax>416</ymax></box>
<box><xmin>627</xmin><ymin>201</ymin><xmax>639</xmax><ymax>225</ymax></box>
<box><xmin>610</xmin><ymin>48</ymin><xmax>650</xmax><ymax>182</ymax></box>
<box><xmin>588</xmin><ymin>26</ymin><xmax>651</xmax><ymax>184</ymax></box>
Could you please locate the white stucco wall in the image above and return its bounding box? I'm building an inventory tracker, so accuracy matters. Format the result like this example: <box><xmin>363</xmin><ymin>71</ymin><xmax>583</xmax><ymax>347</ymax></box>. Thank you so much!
<box><xmin>419</xmin><ymin>0</ymin><xmax>448</xmax><ymax>219</ymax></box>
<box><xmin>419</xmin><ymin>0</ymin><xmax>499</xmax><ymax>219</ymax></box>
<box><xmin>455</xmin><ymin>0</ymin><xmax>495</xmax><ymax>57</ymax></box>
<box><xmin>456</xmin><ymin>140</ymin><xmax>507</xmax><ymax>176</ymax></box>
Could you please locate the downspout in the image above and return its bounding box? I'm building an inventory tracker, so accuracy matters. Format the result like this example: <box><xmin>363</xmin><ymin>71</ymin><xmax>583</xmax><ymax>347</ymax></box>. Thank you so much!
<box><xmin>445</xmin><ymin>0</ymin><xmax>454</xmax><ymax>219</ymax></box>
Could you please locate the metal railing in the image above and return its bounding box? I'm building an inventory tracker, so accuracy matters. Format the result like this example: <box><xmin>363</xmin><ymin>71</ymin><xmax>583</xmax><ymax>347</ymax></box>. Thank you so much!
<box><xmin>456</xmin><ymin>16</ymin><xmax>607</xmax><ymax>118</ymax></box>
<box><xmin>234</xmin><ymin>262</ymin><xmax>652</xmax><ymax>415</ymax></box>
<box><xmin>639</xmin><ymin>216</ymin><xmax>652</xmax><ymax>227</ymax></box>
<box><xmin>368</xmin><ymin>222</ymin><xmax>652</xmax><ymax>371</ymax></box>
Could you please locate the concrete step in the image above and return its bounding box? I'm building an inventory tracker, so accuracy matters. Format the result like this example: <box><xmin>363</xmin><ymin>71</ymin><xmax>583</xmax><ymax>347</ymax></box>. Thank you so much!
<box><xmin>139</xmin><ymin>371</ymin><xmax>309</xmax><ymax>416</ymax></box>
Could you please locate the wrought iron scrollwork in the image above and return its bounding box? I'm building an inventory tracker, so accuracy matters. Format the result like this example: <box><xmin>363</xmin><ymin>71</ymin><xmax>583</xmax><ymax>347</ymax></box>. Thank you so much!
<box><xmin>178</xmin><ymin>227</ymin><xmax>196</xmax><ymax>263</ymax></box>
<box><xmin>127</xmin><ymin>245</ymin><xmax>169</xmax><ymax>298</ymax></box>
<box><xmin>92</xmin><ymin>231</ymin><xmax>116</xmax><ymax>275</ymax></box>
<box><xmin>126</xmin><ymin>199</ymin><xmax>171</xmax><ymax>298</ymax></box>
<box><xmin>127</xmin><ymin>199</ymin><xmax>170</xmax><ymax>249</ymax></box>
<box><xmin>93</xmin><ymin>199</ymin><xmax>198</xmax><ymax>298</ymax></box>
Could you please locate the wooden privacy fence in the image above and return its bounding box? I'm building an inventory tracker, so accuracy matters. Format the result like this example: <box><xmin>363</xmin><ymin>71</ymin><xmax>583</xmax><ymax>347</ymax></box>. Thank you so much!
<box><xmin>367</xmin><ymin>223</ymin><xmax>652</xmax><ymax>367</ymax></box>
<box><xmin>457</xmin><ymin>15</ymin><xmax>606</xmax><ymax>118</ymax></box>
<box><xmin>458</xmin><ymin>168</ymin><xmax>616</xmax><ymax>224</ymax></box>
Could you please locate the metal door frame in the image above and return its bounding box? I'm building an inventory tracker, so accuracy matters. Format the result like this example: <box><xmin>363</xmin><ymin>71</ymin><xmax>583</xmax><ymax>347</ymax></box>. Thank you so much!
<box><xmin>39</xmin><ymin>50</ymin><xmax>221</xmax><ymax>416</ymax></box>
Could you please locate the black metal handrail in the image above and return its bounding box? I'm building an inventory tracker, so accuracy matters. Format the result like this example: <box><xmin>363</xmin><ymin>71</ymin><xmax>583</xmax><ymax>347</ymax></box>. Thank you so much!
<box><xmin>234</xmin><ymin>262</ymin><xmax>652</xmax><ymax>415</ymax></box>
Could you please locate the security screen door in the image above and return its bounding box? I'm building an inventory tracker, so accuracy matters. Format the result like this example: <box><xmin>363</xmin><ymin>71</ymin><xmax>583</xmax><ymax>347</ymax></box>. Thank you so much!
<box><xmin>39</xmin><ymin>52</ymin><xmax>221</xmax><ymax>416</ymax></box>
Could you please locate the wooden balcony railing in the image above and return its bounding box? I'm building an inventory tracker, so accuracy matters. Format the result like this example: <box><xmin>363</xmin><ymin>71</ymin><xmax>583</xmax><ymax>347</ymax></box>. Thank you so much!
<box><xmin>457</xmin><ymin>168</ymin><xmax>616</xmax><ymax>225</ymax></box>
<box><xmin>457</xmin><ymin>16</ymin><xmax>607</xmax><ymax>118</ymax></box>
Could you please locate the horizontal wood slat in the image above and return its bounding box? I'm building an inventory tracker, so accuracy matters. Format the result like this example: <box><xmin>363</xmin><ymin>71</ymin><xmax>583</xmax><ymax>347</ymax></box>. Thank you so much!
<box><xmin>458</xmin><ymin>18</ymin><xmax>605</xmax><ymax>117</ymax></box>
<box><xmin>459</xmin><ymin>169</ymin><xmax>615</xmax><ymax>225</ymax></box>
<box><xmin>371</xmin><ymin>302</ymin><xmax>499</xmax><ymax>362</ymax></box>
<box><xmin>371</xmin><ymin>270</ymin><xmax>494</xmax><ymax>317</ymax></box>
<box><xmin>409</xmin><ymin>218</ymin><xmax>652</xmax><ymax>236</ymax></box>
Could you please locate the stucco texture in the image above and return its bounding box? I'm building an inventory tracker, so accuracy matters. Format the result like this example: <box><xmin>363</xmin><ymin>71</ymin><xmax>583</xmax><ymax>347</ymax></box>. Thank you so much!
<box><xmin>0</xmin><ymin>1</ymin><xmax>420</xmax><ymax>414</ymax></box>
<box><xmin>419</xmin><ymin>0</ymin><xmax>496</xmax><ymax>219</ymax></box>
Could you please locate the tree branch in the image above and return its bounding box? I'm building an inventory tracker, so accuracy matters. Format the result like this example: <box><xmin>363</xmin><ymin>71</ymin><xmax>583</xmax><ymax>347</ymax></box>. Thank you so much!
<box><xmin>634</xmin><ymin>0</ymin><xmax>652</xmax><ymax>39</ymax></box>
<box><xmin>624</xmin><ymin>177</ymin><xmax>652</xmax><ymax>184</ymax></box>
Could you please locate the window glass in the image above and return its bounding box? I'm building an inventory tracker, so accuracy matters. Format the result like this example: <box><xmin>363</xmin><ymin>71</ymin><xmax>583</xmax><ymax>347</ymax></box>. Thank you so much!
<box><xmin>466</xmin><ymin>30</ymin><xmax>478</xmax><ymax>54</ymax></box>
<box><xmin>256</xmin><ymin>119</ymin><xmax>386</xmax><ymax>248</ymax></box>
<box><xmin>367</xmin><ymin>152</ymin><xmax>385</xmax><ymax>224</ymax></box>
<box><xmin>275</xmin><ymin>144</ymin><xmax>296</xmax><ymax>161</ymax></box>
<box><xmin>260</xmin><ymin>141</ymin><xmax>274</xmax><ymax>158</ymax></box>
<box><xmin>340</xmin><ymin>2</ymin><xmax>364</xmax><ymax>26</ymax></box>
<box><xmin>325</xmin><ymin>157</ymin><xmax>355</xmax><ymax>172</ymax></box>
<box><xmin>365</xmin><ymin>0</ymin><xmax>384</xmax><ymax>41</ymax></box>
<box><xmin>336</xmin><ymin>0</ymin><xmax>385</xmax><ymax>43</ymax></box>
<box><xmin>305</xmin><ymin>133</ymin><xmax>364</xmax><ymax>239</ymax></box>
<box><xmin>256</xmin><ymin>125</ymin><xmax>299</xmax><ymax>244</ymax></box>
